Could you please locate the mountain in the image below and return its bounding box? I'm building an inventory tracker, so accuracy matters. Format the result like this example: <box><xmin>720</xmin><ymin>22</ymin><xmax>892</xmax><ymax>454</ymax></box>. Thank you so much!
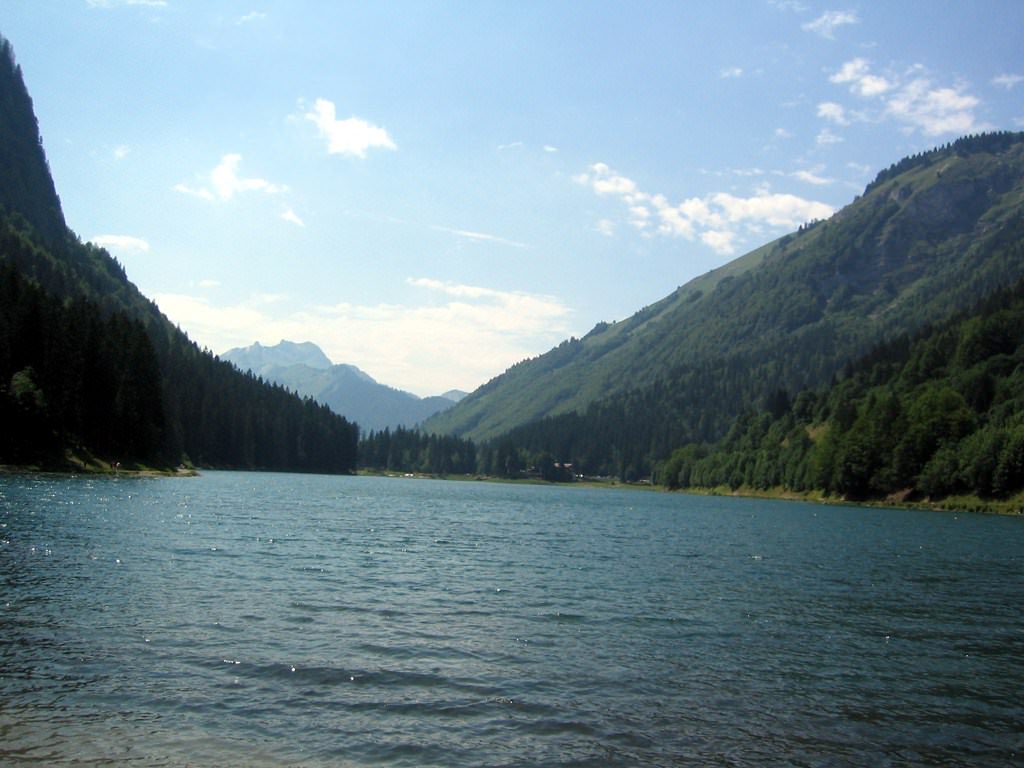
<box><xmin>657</xmin><ymin>277</ymin><xmax>1024</xmax><ymax>504</ymax></box>
<box><xmin>423</xmin><ymin>132</ymin><xmax>1024</xmax><ymax>477</ymax></box>
<box><xmin>222</xmin><ymin>340</ymin><xmax>333</xmax><ymax>374</ymax></box>
<box><xmin>0</xmin><ymin>35</ymin><xmax>358</xmax><ymax>473</ymax></box>
<box><xmin>0</xmin><ymin>38</ymin><xmax>64</xmax><ymax>246</ymax></box>
<box><xmin>221</xmin><ymin>340</ymin><xmax>465</xmax><ymax>433</ymax></box>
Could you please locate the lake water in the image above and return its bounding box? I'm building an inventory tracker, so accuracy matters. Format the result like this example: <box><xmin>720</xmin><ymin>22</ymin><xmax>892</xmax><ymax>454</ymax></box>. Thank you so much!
<box><xmin>1</xmin><ymin>471</ymin><xmax>1021</xmax><ymax>766</ymax></box>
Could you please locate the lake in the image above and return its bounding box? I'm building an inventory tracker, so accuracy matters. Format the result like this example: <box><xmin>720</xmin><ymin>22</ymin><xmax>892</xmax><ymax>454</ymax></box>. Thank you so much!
<box><xmin>1</xmin><ymin>471</ymin><xmax>1021</xmax><ymax>766</ymax></box>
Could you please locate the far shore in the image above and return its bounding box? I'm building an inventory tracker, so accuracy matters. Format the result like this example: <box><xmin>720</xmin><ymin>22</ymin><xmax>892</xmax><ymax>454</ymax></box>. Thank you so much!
<box><xmin>357</xmin><ymin>469</ymin><xmax>1024</xmax><ymax>516</ymax></box>
<box><xmin>3</xmin><ymin>463</ymin><xmax>1021</xmax><ymax>515</ymax></box>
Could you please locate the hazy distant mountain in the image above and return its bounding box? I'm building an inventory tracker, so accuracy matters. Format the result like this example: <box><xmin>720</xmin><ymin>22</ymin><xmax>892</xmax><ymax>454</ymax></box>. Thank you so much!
<box><xmin>221</xmin><ymin>341</ymin><xmax>466</xmax><ymax>433</ymax></box>
<box><xmin>221</xmin><ymin>340</ymin><xmax>333</xmax><ymax>375</ymax></box>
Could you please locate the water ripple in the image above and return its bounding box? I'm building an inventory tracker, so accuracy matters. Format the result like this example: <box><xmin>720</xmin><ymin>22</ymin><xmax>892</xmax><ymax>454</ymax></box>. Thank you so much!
<box><xmin>1</xmin><ymin>472</ymin><xmax>1022</xmax><ymax>766</ymax></box>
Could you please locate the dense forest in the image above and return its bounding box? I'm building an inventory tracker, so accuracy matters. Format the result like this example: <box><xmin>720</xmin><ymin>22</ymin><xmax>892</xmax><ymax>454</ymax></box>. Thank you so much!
<box><xmin>654</xmin><ymin>279</ymin><xmax>1024</xmax><ymax>501</ymax></box>
<box><xmin>0</xmin><ymin>37</ymin><xmax>358</xmax><ymax>473</ymax></box>
<box><xmin>1</xmin><ymin>261</ymin><xmax>163</xmax><ymax>465</ymax></box>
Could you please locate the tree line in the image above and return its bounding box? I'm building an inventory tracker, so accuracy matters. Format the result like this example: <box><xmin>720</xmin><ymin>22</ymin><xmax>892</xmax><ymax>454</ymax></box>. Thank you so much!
<box><xmin>654</xmin><ymin>278</ymin><xmax>1024</xmax><ymax>501</ymax></box>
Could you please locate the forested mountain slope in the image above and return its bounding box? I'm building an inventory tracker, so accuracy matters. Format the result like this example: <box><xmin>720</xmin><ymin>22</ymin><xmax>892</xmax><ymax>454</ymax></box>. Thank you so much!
<box><xmin>0</xmin><ymin>35</ymin><xmax>358</xmax><ymax>472</ymax></box>
<box><xmin>425</xmin><ymin>133</ymin><xmax>1024</xmax><ymax>459</ymax></box>
<box><xmin>656</xmin><ymin>278</ymin><xmax>1024</xmax><ymax>504</ymax></box>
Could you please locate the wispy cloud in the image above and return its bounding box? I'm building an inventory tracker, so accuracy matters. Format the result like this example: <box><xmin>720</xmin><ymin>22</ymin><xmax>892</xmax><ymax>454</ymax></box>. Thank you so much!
<box><xmin>303</xmin><ymin>98</ymin><xmax>396</xmax><ymax>158</ymax></box>
<box><xmin>281</xmin><ymin>207</ymin><xmax>304</xmax><ymax>227</ymax></box>
<box><xmin>154</xmin><ymin>279</ymin><xmax>574</xmax><ymax>396</ymax></box>
<box><xmin>768</xmin><ymin>0</ymin><xmax>808</xmax><ymax>11</ymax></box>
<box><xmin>575</xmin><ymin>163</ymin><xmax>833</xmax><ymax>256</ymax></box>
<box><xmin>825</xmin><ymin>58</ymin><xmax>984</xmax><ymax>137</ymax></box>
<box><xmin>816</xmin><ymin>127</ymin><xmax>843</xmax><ymax>145</ymax></box>
<box><xmin>802</xmin><ymin>10</ymin><xmax>858</xmax><ymax>39</ymax></box>
<box><xmin>113</xmin><ymin>144</ymin><xmax>130</xmax><ymax>160</ymax></box>
<box><xmin>175</xmin><ymin>154</ymin><xmax>284</xmax><ymax>202</ymax></box>
<box><xmin>236</xmin><ymin>11</ymin><xmax>267</xmax><ymax>25</ymax></box>
<box><xmin>92</xmin><ymin>234</ymin><xmax>150</xmax><ymax>253</ymax></box>
<box><xmin>431</xmin><ymin>225</ymin><xmax>528</xmax><ymax>249</ymax></box>
<box><xmin>720</xmin><ymin>67</ymin><xmax>744</xmax><ymax>79</ymax></box>
<box><xmin>792</xmin><ymin>168</ymin><xmax>833</xmax><ymax>185</ymax></box>
<box><xmin>992</xmin><ymin>73</ymin><xmax>1024</xmax><ymax>90</ymax></box>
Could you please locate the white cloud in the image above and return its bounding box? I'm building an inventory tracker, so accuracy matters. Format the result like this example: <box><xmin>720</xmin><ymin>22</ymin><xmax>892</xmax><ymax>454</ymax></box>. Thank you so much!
<box><xmin>113</xmin><ymin>144</ymin><xmax>130</xmax><ymax>160</ymax></box>
<box><xmin>992</xmin><ymin>73</ymin><xmax>1024</xmax><ymax>90</ymax></box>
<box><xmin>281</xmin><ymin>207</ymin><xmax>304</xmax><ymax>226</ymax></box>
<box><xmin>817</xmin><ymin>101</ymin><xmax>848</xmax><ymax>125</ymax></box>
<box><xmin>720</xmin><ymin>67</ymin><xmax>744</xmax><ymax>79</ymax></box>
<box><xmin>829</xmin><ymin>58</ymin><xmax>892</xmax><ymax>97</ymax></box>
<box><xmin>303</xmin><ymin>98</ymin><xmax>396</xmax><ymax>158</ymax></box>
<box><xmin>92</xmin><ymin>234</ymin><xmax>150</xmax><ymax>253</ymax></box>
<box><xmin>594</xmin><ymin>218</ymin><xmax>615</xmax><ymax>237</ymax></box>
<box><xmin>701</xmin><ymin>230</ymin><xmax>735</xmax><ymax>255</ymax></box>
<box><xmin>154</xmin><ymin>279</ymin><xmax>574</xmax><ymax>396</ymax></box>
<box><xmin>774</xmin><ymin>127</ymin><xmax>794</xmax><ymax>139</ymax></box>
<box><xmin>885</xmin><ymin>78</ymin><xmax>981</xmax><ymax>136</ymax></box>
<box><xmin>543</xmin><ymin>145</ymin><xmax>559</xmax><ymax>153</ymax></box>
<box><xmin>710</xmin><ymin>191</ymin><xmax>832</xmax><ymax>228</ymax></box>
<box><xmin>802</xmin><ymin>10</ymin><xmax>858</xmax><ymax>39</ymax></box>
<box><xmin>576</xmin><ymin>163</ymin><xmax>833</xmax><ymax>256</ymax></box>
<box><xmin>825</xmin><ymin>59</ymin><xmax>982</xmax><ymax>137</ymax></box>
<box><xmin>175</xmin><ymin>154</ymin><xmax>283</xmax><ymax>202</ymax></box>
<box><xmin>497</xmin><ymin>141</ymin><xmax>524</xmax><ymax>150</ymax></box>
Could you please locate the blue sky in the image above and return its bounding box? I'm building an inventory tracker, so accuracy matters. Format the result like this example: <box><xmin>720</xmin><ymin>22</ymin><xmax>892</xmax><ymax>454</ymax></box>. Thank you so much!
<box><xmin>4</xmin><ymin>1</ymin><xmax>1023</xmax><ymax>395</ymax></box>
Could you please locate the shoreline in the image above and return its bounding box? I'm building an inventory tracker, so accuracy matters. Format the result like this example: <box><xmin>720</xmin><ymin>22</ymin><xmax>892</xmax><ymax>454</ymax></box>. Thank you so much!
<box><xmin>673</xmin><ymin>483</ymin><xmax>1024</xmax><ymax>516</ymax></box>
<box><xmin>357</xmin><ymin>470</ymin><xmax>1024</xmax><ymax>515</ymax></box>
<box><xmin>4</xmin><ymin>463</ymin><xmax>1021</xmax><ymax>514</ymax></box>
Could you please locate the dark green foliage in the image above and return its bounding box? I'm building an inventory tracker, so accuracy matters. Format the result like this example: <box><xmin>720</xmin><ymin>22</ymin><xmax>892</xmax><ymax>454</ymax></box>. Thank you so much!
<box><xmin>358</xmin><ymin>426</ymin><xmax>582</xmax><ymax>482</ymax></box>
<box><xmin>359</xmin><ymin>426</ymin><xmax>478</xmax><ymax>476</ymax></box>
<box><xmin>0</xmin><ymin>37</ymin><xmax>65</xmax><ymax>245</ymax></box>
<box><xmin>0</xmin><ymin>264</ymin><xmax>164</xmax><ymax>464</ymax></box>
<box><xmin>663</xmin><ymin>279</ymin><xmax>1024</xmax><ymax>500</ymax></box>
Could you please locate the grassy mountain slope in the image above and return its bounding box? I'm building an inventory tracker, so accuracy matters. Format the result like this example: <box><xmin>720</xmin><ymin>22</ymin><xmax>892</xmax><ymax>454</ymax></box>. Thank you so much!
<box><xmin>425</xmin><ymin>133</ymin><xmax>1024</xmax><ymax>444</ymax></box>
